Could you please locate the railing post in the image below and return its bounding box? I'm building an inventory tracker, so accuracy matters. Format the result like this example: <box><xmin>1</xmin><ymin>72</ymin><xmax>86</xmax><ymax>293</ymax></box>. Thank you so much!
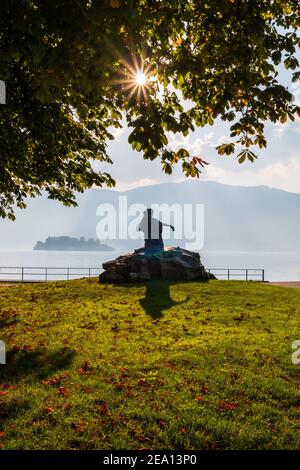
<box><xmin>45</xmin><ymin>267</ymin><xmax>47</xmax><ymax>281</ymax></box>
<box><xmin>21</xmin><ymin>267</ymin><xmax>24</xmax><ymax>282</ymax></box>
<box><xmin>88</xmin><ymin>268</ymin><xmax>91</xmax><ymax>278</ymax></box>
<box><xmin>227</xmin><ymin>269</ymin><xmax>230</xmax><ymax>280</ymax></box>
<box><xmin>67</xmin><ymin>268</ymin><xmax>69</xmax><ymax>281</ymax></box>
<box><xmin>246</xmin><ymin>269</ymin><xmax>248</xmax><ymax>281</ymax></box>
<box><xmin>262</xmin><ymin>269</ymin><xmax>265</xmax><ymax>282</ymax></box>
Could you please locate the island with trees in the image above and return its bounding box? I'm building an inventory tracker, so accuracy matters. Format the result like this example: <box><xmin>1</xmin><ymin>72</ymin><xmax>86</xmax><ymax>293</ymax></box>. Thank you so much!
<box><xmin>33</xmin><ymin>236</ymin><xmax>113</xmax><ymax>252</ymax></box>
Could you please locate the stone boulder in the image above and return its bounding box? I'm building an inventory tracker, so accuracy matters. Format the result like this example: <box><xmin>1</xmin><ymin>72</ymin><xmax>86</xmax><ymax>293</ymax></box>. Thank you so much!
<box><xmin>99</xmin><ymin>247</ymin><xmax>216</xmax><ymax>283</ymax></box>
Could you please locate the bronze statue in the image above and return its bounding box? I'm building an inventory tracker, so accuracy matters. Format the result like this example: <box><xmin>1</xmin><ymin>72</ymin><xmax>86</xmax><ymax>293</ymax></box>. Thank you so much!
<box><xmin>138</xmin><ymin>208</ymin><xmax>174</xmax><ymax>253</ymax></box>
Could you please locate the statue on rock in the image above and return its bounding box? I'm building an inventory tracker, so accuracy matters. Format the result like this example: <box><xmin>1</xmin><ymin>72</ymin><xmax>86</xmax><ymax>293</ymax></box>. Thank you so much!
<box><xmin>99</xmin><ymin>207</ymin><xmax>217</xmax><ymax>283</ymax></box>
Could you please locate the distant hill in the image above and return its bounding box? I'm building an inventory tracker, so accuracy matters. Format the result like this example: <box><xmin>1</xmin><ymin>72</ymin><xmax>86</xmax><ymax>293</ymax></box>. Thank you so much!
<box><xmin>0</xmin><ymin>181</ymin><xmax>300</xmax><ymax>252</ymax></box>
<box><xmin>33</xmin><ymin>236</ymin><xmax>113</xmax><ymax>252</ymax></box>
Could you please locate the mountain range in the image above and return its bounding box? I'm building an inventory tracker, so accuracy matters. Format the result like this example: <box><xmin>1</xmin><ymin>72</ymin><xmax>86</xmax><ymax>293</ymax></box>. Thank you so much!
<box><xmin>0</xmin><ymin>181</ymin><xmax>299</xmax><ymax>252</ymax></box>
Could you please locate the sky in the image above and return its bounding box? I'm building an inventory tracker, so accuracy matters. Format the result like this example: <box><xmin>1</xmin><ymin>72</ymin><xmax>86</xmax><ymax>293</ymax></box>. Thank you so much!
<box><xmin>1</xmin><ymin>67</ymin><xmax>299</xmax><ymax>251</ymax></box>
<box><xmin>96</xmin><ymin>68</ymin><xmax>300</xmax><ymax>194</ymax></box>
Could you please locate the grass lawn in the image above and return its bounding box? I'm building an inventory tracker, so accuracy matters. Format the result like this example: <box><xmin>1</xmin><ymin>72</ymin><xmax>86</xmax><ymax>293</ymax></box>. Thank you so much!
<box><xmin>0</xmin><ymin>279</ymin><xmax>299</xmax><ymax>450</ymax></box>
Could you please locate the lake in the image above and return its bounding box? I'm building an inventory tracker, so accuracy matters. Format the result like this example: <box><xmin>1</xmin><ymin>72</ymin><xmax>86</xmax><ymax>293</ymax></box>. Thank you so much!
<box><xmin>0</xmin><ymin>250</ymin><xmax>299</xmax><ymax>282</ymax></box>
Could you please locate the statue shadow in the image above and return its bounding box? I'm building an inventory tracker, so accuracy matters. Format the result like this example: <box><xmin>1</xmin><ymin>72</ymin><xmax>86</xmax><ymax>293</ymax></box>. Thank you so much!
<box><xmin>126</xmin><ymin>280</ymin><xmax>190</xmax><ymax>319</ymax></box>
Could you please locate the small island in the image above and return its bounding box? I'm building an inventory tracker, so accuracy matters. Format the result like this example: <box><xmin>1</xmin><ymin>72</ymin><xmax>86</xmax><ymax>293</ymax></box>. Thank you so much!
<box><xmin>33</xmin><ymin>236</ymin><xmax>113</xmax><ymax>252</ymax></box>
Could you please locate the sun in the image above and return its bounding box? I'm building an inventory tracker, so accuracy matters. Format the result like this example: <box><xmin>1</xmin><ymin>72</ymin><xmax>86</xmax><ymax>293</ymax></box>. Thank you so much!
<box><xmin>135</xmin><ymin>70</ymin><xmax>147</xmax><ymax>87</ymax></box>
<box><xmin>111</xmin><ymin>55</ymin><xmax>156</xmax><ymax>102</ymax></box>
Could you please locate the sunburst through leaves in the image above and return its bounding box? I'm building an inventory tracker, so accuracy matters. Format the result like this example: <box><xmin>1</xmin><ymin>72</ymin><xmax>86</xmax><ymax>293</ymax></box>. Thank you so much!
<box><xmin>114</xmin><ymin>56</ymin><xmax>155</xmax><ymax>102</ymax></box>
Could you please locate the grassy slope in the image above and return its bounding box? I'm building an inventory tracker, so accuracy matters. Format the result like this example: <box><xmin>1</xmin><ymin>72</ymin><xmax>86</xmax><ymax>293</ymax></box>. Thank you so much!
<box><xmin>0</xmin><ymin>279</ymin><xmax>299</xmax><ymax>450</ymax></box>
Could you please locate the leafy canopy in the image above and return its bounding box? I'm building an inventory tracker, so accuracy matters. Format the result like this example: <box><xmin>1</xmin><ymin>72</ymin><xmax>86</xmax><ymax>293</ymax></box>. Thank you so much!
<box><xmin>0</xmin><ymin>0</ymin><xmax>299</xmax><ymax>218</ymax></box>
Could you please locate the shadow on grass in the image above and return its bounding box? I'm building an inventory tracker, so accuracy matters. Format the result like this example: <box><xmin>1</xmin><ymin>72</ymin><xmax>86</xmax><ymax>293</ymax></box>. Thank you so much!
<box><xmin>0</xmin><ymin>398</ymin><xmax>30</xmax><ymax>424</ymax></box>
<box><xmin>0</xmin><ymin>349</ymin><xmax>75</xmax><ymax>433</ymax></box>
<box><xmin>0</xmin><ymin>348</ymin><xmax>75</xmax><ymax>383</ymax></box>
<box><xmin>125</xmin><ymin>280</ymin><xmax>194</xmax><ymax>319</ymax></box>
<box><xmin>0</xmin><ymin>313</ymin><xmax>19</xmax><ymax>329</ymax></box>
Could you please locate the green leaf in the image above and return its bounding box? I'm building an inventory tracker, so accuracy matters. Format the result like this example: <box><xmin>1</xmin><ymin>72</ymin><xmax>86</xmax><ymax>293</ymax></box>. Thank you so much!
<box><xmin>237</xmin><ymin>152</ymin><xmax>246</xmax><ymax>164</ymax></box>
<box><xmin>280</xmin><ymin>114</ymin><xmax>287</xmax><ymax>124</ymax></box>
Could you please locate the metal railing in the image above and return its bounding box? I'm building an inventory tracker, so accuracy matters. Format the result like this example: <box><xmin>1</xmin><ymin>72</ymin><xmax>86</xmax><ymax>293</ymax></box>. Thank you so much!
<box><xmin>207</xmin><ymin>268</ymin><xmax>265</xmax><ymax>281</ymax></box>
<box><xmin>0</xmin><ymin>266</ymin><xmax>265</xmax><ymax>282</ymax></box>
<box><xmin>0</xmin><ymin>267</ymin><xmax>102</xmax><ymax>282</ymax></box>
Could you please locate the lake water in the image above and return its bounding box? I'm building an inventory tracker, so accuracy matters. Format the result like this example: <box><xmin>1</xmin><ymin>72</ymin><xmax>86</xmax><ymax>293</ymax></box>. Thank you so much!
<box><xmin>0</xmin><ymin>250</ymin><xmax>299</xmax><ymax>282</ymax></box>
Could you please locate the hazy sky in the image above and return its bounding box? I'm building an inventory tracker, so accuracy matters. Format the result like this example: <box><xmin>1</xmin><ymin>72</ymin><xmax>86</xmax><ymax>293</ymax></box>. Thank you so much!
<box><xmin>96</xmin><ymin>68</ymin><xmax>300</xmax><ymax>194</ymax></box>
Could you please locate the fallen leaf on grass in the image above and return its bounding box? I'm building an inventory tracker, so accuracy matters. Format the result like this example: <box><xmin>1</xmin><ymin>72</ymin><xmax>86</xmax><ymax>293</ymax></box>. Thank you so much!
<box><xmin>80</xmin><ymin>386</ymin><xmax>94</xmax><ymax>394</ymax></box>
<box><xmin>194</xmin><ymin>395</ymin><xmax>203</xmax><ymax>402</ymax></box>
<box><xmin>43</xmin><ymin>373</ymin><xmax>69</xmax><ymax>387</ymax></box>
<box><xmin>138</xmin><ymin>379</ymin><xmax>151</xmax><ymax>388</ymax></box>
<box><xmin>178</xmin><ymin>426</ymin><xmax>186</xmax><ymax>434</ymax></box>
<box><xmin>218</xmin><ymin>400</ymin><xmax>239</xmax><ymax>411</ymax></box>
<box><xmin>233</xmin><ymin>313</ymin><xmax>246</xmax><ymax>321</ymax></box>
<box><xmin>0</xmin><ymin>432</ymin><xmax>6</xmax><ymax>438</ymax></box>
<box><xmin>95</xmin><ymin>400</ymin><xmax>110</xmax><ymax>415</ymax></box>
<box><xmin>99</xmin><ymin>403</ymin><xmax>109</xmax><ymax>416</ymax></box>
<box><xmin>210</xmin><ymin>441</ymin><xmax>220</xmax><ymax>450</ymax></box>
<box><xmin>64</xmin><ymin>403</ymin><xmax>72</xmax><ymax>411</ymax></box>
<box><xmin>44</xmin><ymin>407</ymin><xmax>55</xmax><ymax>414</ymax></box>
<box><xmin>113</xmin><ymin>381</ymin><xmax>124</xmax><ymax>390</ymax></box>
<box><xmin>58</xmin><ymin>387</ymin><xmax>68</xmax><ymax>397</ymax></box>
<box><xmin>71</xmin><ymin>421</ymin><xmax>86</xmax><ymax>434</ymax></box>
<box><xmin>80</xmin><ymin>322</ymin><xmax>97</xmax><ymax>330</ymax></box>
<box><xmin>58</xmin><ymin>347</ymin><xmax>74</xmax><ymax>355</ymax></box>
<box><xmin>0</xmin><ymin>384</ymin><xmax>16</xmax><ymax>390</ymax></box>
<box><xmin>77</xmin><ymin>360</ymin><xmax>93</xmax><ymax>375</ymax></box>
<box><xmin>129</xmin><ymin>429</ymin><xmax>151</xmax><ymax>443</ymax></box>
<box><xmin>158</xmin><ymin>419</ymin><xmax>167</xmax><ymax>428</ymax></box>
<box><xmin>0</xmin><ymin>391</ymin><xmax>9</xmax><ymax>397</ymax></box>
<box><xmin>12</xmin><ymin>345</ymin><xmax>34</xmax><ymax>352</ymax></box>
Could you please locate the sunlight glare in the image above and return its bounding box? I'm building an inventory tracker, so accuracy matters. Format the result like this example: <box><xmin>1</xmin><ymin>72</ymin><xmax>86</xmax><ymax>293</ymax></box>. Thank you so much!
<box><xmin>135</xmin><ymin>70</ymin><xmax>147</xmax><ymax>86</ymax></box>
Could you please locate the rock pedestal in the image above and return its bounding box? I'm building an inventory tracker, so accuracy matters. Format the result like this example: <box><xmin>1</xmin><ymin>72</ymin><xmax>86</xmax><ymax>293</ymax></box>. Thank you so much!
<box><xmin>99</xmin><ymin>247</ymin><xmax>216</xmax><ymax>283</ymax></box>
